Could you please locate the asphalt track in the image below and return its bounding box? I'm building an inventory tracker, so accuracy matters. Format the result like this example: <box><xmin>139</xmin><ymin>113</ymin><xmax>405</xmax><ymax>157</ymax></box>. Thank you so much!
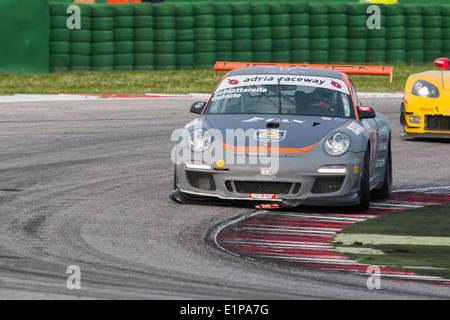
<box><xmin>1</xmin><ymin>96</ymin><xmax>450</xmax><ymax>300</ymax></box>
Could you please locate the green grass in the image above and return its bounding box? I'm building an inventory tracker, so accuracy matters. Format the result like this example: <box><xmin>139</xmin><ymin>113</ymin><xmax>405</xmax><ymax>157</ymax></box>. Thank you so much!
<box><xmin>334</xmin><ymin>203</ymin><xmax>450</xmax><ymax>279</ymax></box>
<box><xmin>0</xmin><ymin>69</ymin><xmax>222</xmax><ymax>95</ymax></box>
<box><xmin>0</xmin><ymin>64</ymin><xmax>438</xmax><ymax>95</ymax></box>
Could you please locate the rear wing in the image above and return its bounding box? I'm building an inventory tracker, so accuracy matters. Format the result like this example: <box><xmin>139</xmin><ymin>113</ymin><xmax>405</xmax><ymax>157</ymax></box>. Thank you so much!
<box><xmin>213</xmin><ymin>61</ymin><xmax>393</xmax><ymax>83</ymax></box>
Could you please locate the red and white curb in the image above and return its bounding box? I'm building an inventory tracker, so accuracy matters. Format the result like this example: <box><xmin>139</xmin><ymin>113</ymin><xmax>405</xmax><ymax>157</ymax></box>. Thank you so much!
<box><xmin>208</xmin><ymin>188</ymin><xmax>450</xmax><ymax>286</ymax></box>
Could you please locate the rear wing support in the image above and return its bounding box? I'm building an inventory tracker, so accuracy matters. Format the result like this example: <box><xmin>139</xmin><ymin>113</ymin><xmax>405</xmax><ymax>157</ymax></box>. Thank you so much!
<box><xmin>213</xmin><ymin>61</ymin><xmax>393</xmax><ymax>83</ymax></box>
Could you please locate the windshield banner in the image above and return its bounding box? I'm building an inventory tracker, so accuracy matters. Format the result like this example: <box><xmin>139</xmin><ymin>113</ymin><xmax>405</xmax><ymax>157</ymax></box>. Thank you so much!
<box><xmin>215</xmin><ymin>75</ymin><xmax>350</xmax><ymax>95</ymax></box>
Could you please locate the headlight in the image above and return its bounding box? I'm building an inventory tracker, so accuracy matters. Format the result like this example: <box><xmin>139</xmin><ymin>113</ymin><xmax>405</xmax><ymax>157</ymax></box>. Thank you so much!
<box><xmin>412</xmin><ymin>80</ymin><xmax>439</xmax><ymax>98</ymax></box>
<box><xmin>324</xmin><ymin>133</ymin><xmax>350</xmax><ymax>156</ymax></box>
<box><xmin>409</xmin><ymin>115</ymin><xmax>421</xmax><ymax>124</ymax></box>
<box><xmin>188</xmin><ymin>129</ymin><xmax>212</xmax><ymax>152</ymax></box>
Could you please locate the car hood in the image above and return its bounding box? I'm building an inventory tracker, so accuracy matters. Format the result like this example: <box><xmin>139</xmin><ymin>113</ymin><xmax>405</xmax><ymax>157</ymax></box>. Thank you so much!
<box><xmin>442</xmin><ymin>71</ymin><xmax>450</xmax><ymax>91</ymax></box>
<box><xmin>413</xmin><ymin>70</ymin><xmax>450</xmax><ymax>90</ymax></box>
<box><xmin>202</xmin><ymin>114</ymin><xmax>350</xmax><ymax>151</ymax></box>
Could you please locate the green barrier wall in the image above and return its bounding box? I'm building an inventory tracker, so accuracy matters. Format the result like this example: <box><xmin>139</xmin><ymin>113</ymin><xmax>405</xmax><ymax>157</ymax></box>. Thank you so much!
<box><xmin>8</xmin><ymin>1</ymin><xmax>450</xmax><ymax>73</ymax></box>
<box><xmin>48</xmin><ymin>2</ymin><xmax>450</xmax><ymax>72</ymax></box>
<box><xmin>0</xmin><ymin>0</ymin><xmax>49</xmax><ymax>73</ymax></box>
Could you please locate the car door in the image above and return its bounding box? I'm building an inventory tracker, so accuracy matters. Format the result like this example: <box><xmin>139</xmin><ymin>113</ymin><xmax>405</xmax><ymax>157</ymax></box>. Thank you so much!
<box><xmin>348</xmin><ymin>79</ymin><xmax>384</xmax><ymax>187</ymax></box>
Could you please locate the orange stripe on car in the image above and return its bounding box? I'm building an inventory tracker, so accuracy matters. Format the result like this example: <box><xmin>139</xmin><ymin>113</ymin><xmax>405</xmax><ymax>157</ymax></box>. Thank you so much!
<box><xmin>221</xmin><ymin>141</ymin><xmax>316</xmax><ymax>153</ymax></box>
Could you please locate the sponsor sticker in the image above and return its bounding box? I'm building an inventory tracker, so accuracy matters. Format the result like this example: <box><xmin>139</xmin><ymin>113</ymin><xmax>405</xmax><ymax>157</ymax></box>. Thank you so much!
<box><xmin>331</xmin><ymin>81</ymin><xmax>342</xmax><ymax>89</ymax></box>
<box><xmin>256</xmin><ymin>204</ymin><xmax>280</xmax><ymax>209</ymax></box>
<box><xmin>216</xmin><ymin>160</ymin><xmax>225</xmax><ymax>167</ymax></box>
<box><xmin>248</xmin><ymin>193</ymin><xmax>277</xmax><ymax>199</ymax></box>
<box><xmin>242</xmin><ymin>117</ymin><xmax>306</xmax><ymax>124</ymax></box>
<box><xmin>254</xmin><ymin>129</ymin><xmax>287</xmax><ymax>142</ymax></box>
<box><xmin>358</xmin><ymin>106</ymin><xmax>371</xmax><ymax>112</ymax></box>
<box><xmin>346</xmin><ymin>122</ymin><xmax>365</xmax><ymax>136</ymax></box>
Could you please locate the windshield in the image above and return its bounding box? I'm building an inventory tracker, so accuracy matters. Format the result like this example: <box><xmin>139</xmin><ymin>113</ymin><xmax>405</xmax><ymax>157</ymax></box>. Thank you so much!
<box><xmin>206</xmin><ymin>74</ymin><xmax>355</xmax><ymax>118</ymax></box>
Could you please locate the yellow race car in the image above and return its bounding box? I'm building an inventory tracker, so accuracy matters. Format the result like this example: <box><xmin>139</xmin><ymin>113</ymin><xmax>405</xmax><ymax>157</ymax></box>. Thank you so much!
<box><xmin>401</xmin><ymin>58</ymin><xmax>450</xmax><ymax>138</ymax></box>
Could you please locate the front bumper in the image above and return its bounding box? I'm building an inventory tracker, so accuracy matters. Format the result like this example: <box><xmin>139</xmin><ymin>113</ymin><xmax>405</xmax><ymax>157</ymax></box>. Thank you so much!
<box><xmin>401</xmin><ymin>100</ymin><xmax>450</xmax><ymax>138</ymax></box>
<box><xmin>172</xmin><ymin>150</ymin><xmax>365</xmax><ymax>209</ymax></box>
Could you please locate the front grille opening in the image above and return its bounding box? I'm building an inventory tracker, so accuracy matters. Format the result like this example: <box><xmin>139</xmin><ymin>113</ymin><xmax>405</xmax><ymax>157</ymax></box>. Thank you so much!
<box><xmin>233</xmin><ymin>181</ymin><xmax>293</xmax><ymax>194</ymax></box>
<box><xmin>293</xmin><ymin>183</ymin><xmax>302</xmax><ymax>194</ymax></box>
<box><xmin>225</xmin><ymin>181</ymin><xmax>233</xmax><ymax>192</ymax></box>
<box><xmin>186</xmin><ymin>171</ymin><xmax>216</xmax><ymax>190</ymax></box>
<box><xmin>311</xmin><ymin>177</ymin><xmax>345</xmax><ymax>194</ymax></box>
<box><xmin>426</xmin><ymin>115</ymin><xmax>450</xmax><ymax>131</ymax></box>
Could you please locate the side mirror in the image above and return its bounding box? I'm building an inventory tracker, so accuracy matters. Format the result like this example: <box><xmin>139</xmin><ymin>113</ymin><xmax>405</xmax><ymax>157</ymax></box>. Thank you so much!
<box><xmin>357</xmin><ymin>106</ymin><xmax>376</xmax><ymax>119</ymax></box>
<box><xmin>190</xmin><ymin>101</ymin><xmax>206</xmax><ymax>114</ymax></box>
<box><xmin>435</xmin><ymin>57</ymin><xmax>450</xmax><ymax>71</ymax></box>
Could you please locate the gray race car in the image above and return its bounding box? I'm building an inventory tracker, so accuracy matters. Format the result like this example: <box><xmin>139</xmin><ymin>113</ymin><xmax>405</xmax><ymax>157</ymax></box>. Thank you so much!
<box><xmin>170</xmin><ymin>63</ymin><xmax>392</xmax><ymax>211</ymax></box>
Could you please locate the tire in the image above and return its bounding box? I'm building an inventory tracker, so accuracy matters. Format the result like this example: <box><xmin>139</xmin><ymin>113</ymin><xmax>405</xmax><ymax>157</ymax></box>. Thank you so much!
<box><xmin>233</xmin><ymin>15</ymin><xmax>252</xmax><ymax>28</ymax></box>
<box><xmin>271</xmin><ymin>27</ymin><xmax>290</xmax><ymax>39</ymax></box>
<box><xmin>354</xmin><ymin>148</ymin><xmax>371</xmax><ymax>212</ymax></box>
<box><xmin>309</xmin><ymin>26</ymin><xmax>329</xmax><ymax>39</ymax></box>
<box><xmin>113</xmin><ymin>3</ymin><xmax>133</xmax><ymax>16</ymax></box>
<box><xmin>50</xmin><ymin>28</ymin><xmax>70</xmax><ymax>41</ymax></box>
<box><xmin>133</xmin><ymin>3</ymin><xmax>153</xmax><ymax>16</ymax></box>
<box><xmin>91</xmin><ymin>4</ymin><xmax>114</xmax><ymax>17</ymax></box>
<box><xmin>272</xmin><ymin>51</ymin><xmax>290</xmax><ymax>63</ymax></box>
<box><xmin>134</xmin><ymin>28</ymin><xmax>154</xmax><ymax>41</ymax></box>
<box><xmin>70</xmin><ymin>54</ymin><xmax>90</xmax><ymax>67</ymax></box>
<box><xmin>153</xmin><ymin>3</ymin><xmax>176</xmax><ymax>16</ymax></box>
<box><xmin>71</xmin><ymin>42</ymin><xmax>91</xmax><ymax>55</ymax></box>
<box><xmin>91</xmin><ymin>17</ymin><xmax>114</xmax><ymax>31</ymax></box>
<box><xmin>291</xmin><ymin>38</ymin><xmax>309</xmax><ymax>50</ymax></box>
<box><xmin>91</xmin><ymin>42</ymin><xmax>114</xmax><ymax>55</ymax></box>
<box><xmin>195</xmin><ymin>15</ymin><xmax>215</xmax><ymax>28</ymax></box>
<box><xmin>50</xmin><ymin>41</ymin><xmax>70</xmax><ymax>54</ymax></box>
<box><xmin>252</xmin><ymin>14</ymin><xmax>271</xmax><ymax>27</ymax></box>
<box><xmin>71</xmin><ymin>30</ymin><xmax>91</xmax><ymax>42</ymax></box>
<box><xmin>366</xmin><ymin>50</ymin><xmax>386</xmax><ymax>63</ymax></box>
<box><xmin>175</xmin><ymin>3</ymin><xmax>193</xmax><ymax>16</ymax></box>
<box><xmin>50</xmin><ymin>54</ymin><xmax>70</xmax><ymax>67</ymax></box>
<box><xmin>348</xmin><ymin>50</ymin><xmax>366</xmax><ymax>64</ymax></box>
<box><xmin>134</xmin><ymin>16</ymin><xmax>153</xmax><ymax>28</ymax></box>
<box><xmin>309</xmin><ymin>3</ymin><xmax>328</xmax><ymax>15</ymax></box>
<box><xmin>91</xmin><ymin>30</ymin><xmax>113</xmax><ymax>42</ymax></box>
<box><xmin>309</xmin><ymin>50</ymin><xmax>328</xmax><ymax>64</ymax></box>
<box><xmin>114</xmin><ymin>28</ymin><xmax>134</xmax><ymax>41</ymax></box>
<box><xmin>115</xmin><ymin>16</ymin><xmax>134</xmax><ymax>29</ymax></box>
<box><xmin>114</xmin><ymin>41</ymin><xmax>134</xmax><ymax>54</ymax></box>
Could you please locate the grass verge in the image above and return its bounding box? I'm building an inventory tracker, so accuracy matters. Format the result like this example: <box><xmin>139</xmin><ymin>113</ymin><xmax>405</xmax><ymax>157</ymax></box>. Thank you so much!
<box><xmin>333</xmin><ymin>203</ymin><xmax>450</xmax><ymax>279</ymax></box>
<box><xmin>0</xmin><ymin>64</ymin><xmax>437</xmax><ymax>95</ymax></box>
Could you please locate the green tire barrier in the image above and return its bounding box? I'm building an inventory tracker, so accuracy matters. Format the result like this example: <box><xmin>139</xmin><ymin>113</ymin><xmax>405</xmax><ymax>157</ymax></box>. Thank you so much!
<box><xmin>113</xmin><ymin>1</ymin><xmax>134</xmax><ymax>69</ymax></box>
<box><xmin>36</xmin><ymin>1</ymin><xmax>450</xmax><ymax>73</ymax></box>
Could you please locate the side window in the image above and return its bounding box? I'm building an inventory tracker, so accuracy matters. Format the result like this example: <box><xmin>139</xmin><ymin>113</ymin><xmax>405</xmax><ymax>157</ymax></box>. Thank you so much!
<box><xmin>349</xmin><ymin>79</ymin><xmax>360</xmax><ymax>106</ymax></box>
<box><xmin>340</xmin><ymin>93</ymin><xmax>351</xmax><ymax>117</ymax></box>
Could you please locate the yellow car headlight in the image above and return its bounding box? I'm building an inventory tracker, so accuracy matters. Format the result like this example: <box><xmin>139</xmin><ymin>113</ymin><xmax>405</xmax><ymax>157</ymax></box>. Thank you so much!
<box><xmin>409</xmin><ymin>116</ymin><xmax>421</xmax><ymax>124</ymax></box>
<box><xmin>412</xmin><ymin>80</ymin><xmax>439</xmax><ymax>98</ymax></box>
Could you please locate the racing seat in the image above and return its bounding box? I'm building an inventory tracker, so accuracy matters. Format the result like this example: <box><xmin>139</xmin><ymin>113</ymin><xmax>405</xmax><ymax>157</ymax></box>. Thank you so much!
<box><xmin>295</xmin><ymin>91</ymin><xmax>308</xmax><ymax>114</ymax></box>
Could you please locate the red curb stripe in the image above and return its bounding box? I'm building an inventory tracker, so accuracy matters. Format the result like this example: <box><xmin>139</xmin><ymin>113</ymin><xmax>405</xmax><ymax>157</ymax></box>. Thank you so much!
<box><xmin>215</xmin><ymin>190</ymin><xmax>450</xmax><ymax>285</ymax></box>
